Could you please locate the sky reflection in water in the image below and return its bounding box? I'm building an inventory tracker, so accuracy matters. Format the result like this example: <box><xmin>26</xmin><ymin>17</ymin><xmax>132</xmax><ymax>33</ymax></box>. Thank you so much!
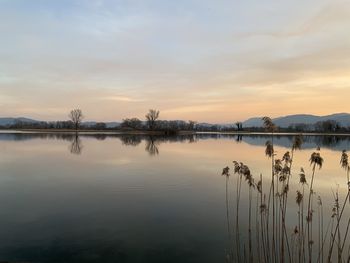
<box><xmin>0</xmin><ymin>133</ymin><xmax>349</xmax><ymax>262</ymax></box>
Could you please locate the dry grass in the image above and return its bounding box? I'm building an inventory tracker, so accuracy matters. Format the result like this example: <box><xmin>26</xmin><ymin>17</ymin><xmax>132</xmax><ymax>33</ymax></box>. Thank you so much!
<box><xmin>221</xmin><ymin>117</ymin><xmax>350</xmax><ymax>263</ymax></box>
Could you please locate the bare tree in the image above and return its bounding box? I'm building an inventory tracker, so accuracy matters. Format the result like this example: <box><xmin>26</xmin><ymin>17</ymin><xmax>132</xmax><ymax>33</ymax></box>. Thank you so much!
<box><xmin>145</xmin><ymin>109</ymin><xmax>159</xmax><ymax>130</ymax></box>
<box><xmin>235</xmin><ymin>122</ymin><xmax>243</xmax><ymax>131</ymax></box>
<box><xmin>188</xmin><ymin>120</ymin><xmax>197</xmax><ymax>131</ymax></box>
<box><xmin>69</xmin><ymin>109</ymin><xmax>84</xmax><ymax>131</ymax></box>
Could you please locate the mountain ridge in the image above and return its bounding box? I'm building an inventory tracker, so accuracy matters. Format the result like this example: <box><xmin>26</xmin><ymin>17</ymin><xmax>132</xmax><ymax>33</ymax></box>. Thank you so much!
<box><xmin>0</xmin><ymin>113</ymin><xmax>349</xmax><ymax>128</ymax></box>
<box><xmin>242</xmin><ymin>113</ymin><xmax>350</xmax><ymax>128</ymax></box>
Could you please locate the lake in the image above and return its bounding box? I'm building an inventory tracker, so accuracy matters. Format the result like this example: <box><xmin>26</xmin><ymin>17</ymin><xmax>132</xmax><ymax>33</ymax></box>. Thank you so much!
<box><xmin>0</xmin><ymin>132</ymin><xmax>349</xmax><ymax>262</ymax></box>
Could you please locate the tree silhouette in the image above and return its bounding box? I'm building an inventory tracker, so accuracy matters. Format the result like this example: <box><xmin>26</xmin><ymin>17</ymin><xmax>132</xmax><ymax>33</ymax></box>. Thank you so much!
<box><xmin>235</xmin><ymin>122</ymin><xmax>243</xmax><ymax>131</ymax></box>
<box><xmin>122</xmin><ymin>118</ymin><xmax>142</xmax><ymax>130</ymax></box>
<box><xmin>145</xmin><ymin>109</ymin><xmax>159</xmax><ymax>130</ymax></box>
<box><xmin>69</xmin><ymin>109</ymin><xmax>84</xmax><ymax>131</ymax></box>
<box><xmin>188</xmin><ymin>120</ymin><xmax>197</xmax><ymax>131</ymax></box>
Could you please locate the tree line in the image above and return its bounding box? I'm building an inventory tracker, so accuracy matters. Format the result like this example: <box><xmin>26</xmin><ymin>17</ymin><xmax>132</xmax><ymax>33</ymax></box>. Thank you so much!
<box><xmin>2</xmin><ymin>108</ymin><xmax>350</xmax><ymax>133</ymax></box>
<box><xmin>2</xmin><ymin>109</ymin><xmax>200</xmax><ymax>132</ymax></box>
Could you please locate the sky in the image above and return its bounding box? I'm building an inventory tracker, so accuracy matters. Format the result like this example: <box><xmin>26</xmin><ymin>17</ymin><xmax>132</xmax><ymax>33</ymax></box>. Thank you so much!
<box><xmin>0</xmin><ymin>0</ymin><xmax>349</xmax><ymax>123</ymax></box>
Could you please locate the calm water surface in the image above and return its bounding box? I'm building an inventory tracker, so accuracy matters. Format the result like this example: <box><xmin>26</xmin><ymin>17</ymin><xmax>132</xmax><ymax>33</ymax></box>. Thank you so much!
<box><xmin>0</xmin><ymin>132</ymin><xmax>349</xmax><ymax>262</ymax></box>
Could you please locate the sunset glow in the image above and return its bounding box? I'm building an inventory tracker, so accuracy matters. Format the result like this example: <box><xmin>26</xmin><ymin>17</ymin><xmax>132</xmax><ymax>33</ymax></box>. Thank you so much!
<box><xmin>1</xmin><ymin>0</ymin><xmax>349</xmax><ymax>122</ymax></box>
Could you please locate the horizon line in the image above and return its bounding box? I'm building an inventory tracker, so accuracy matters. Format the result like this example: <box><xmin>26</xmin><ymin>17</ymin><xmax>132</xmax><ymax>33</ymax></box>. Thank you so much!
<box><xmin>1</xmin><ymin>111</ymin><xmax>349</xmax><ymax>124</ymax></box>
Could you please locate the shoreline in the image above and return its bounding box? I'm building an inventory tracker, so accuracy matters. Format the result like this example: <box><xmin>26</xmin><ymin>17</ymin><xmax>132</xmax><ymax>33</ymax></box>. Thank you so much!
<box><xmin>0</xmin><ymin>129</ymin><xmax>349</xmax><ymax>136</ymax></box>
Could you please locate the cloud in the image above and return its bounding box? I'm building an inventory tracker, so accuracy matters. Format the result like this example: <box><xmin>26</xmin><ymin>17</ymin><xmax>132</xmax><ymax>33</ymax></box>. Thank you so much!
<box><xmin>0</xmin><ymin>0</ymin><xmax>349</xmax><ymax>122</ymax></box>
<box><xmin>98</xmin><ymin>95</ymin><xmax>145</xmax><ymax>102</ymax></box>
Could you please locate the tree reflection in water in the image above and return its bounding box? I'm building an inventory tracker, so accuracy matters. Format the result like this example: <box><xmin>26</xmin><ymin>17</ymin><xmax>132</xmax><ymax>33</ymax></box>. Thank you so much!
<box><xmin>145</xmin><ymin>137</ymin><xmax>159</xmax><ymax>156</ymax></box>
<box><xmin>1</xmin><ymin>132</ymin><xmax>349</xmax><ymax>157</ymax></box>
<box><xmin>69</xmin><ymin>134</ymin><xmax>83</xmax><ymax>155</ymax></box>
<box><xmin>120</xmin><ymin>135</ymin><xmax>142</xmax><ymax>146</ymax></box>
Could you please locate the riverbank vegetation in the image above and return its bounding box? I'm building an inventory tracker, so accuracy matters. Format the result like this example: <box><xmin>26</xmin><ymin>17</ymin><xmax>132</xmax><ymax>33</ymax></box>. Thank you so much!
<box><xmin>221</xmin><ymin>117</ymin><xmax>350</xmax><ymax>262</ymax></box>
<box><xmin>1</xmin><ymin>109</ymin><xmax>350</xmax><ymax>134</ymax></box>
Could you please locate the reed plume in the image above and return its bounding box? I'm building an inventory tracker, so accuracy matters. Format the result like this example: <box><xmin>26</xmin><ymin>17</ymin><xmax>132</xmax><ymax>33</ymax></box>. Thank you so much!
<box><xmin>219</xmin><ymin>129</ymin><xmax>350</xmax><ymax>263</ymax></box>
<box><xmin>222</xmin><ymin>166</ymin><xmax>233</xmax><ymax>261</ymax></box>
<box><xmin>307</xmin><ymin>150</ymin><xmax>323</xmax><ymax>262</ymax></box>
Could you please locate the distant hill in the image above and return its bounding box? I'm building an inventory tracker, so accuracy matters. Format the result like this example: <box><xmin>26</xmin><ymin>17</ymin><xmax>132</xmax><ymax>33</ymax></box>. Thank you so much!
<box><xmin>0</xmin><ymin>117</ymin><xmax>120</xmax><ymax>128</ymax></box>
<box><xmin>1</xmin><ymin>113</ymin><xmax>350</xmax><ymax>130</ymax></box>
<box><xmin>0</xmin><ymin>117</ymin><xmax>40</xmax><ymax>126</ymax></box>
<box><xmin>242</xmin><ymin>113</ymin><xmax>350</xmax><ymax>128</ymax></box>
